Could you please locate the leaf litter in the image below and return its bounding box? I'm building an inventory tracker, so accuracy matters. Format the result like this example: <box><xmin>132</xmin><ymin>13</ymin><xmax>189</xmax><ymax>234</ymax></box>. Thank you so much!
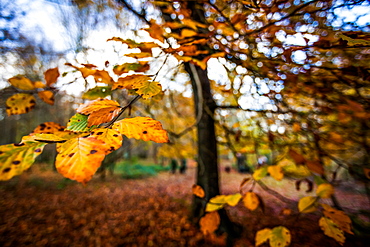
<box><xmin>0</xmin><ymin>165</ymin><xmax>369</xmax><ymax>247</ymax></box>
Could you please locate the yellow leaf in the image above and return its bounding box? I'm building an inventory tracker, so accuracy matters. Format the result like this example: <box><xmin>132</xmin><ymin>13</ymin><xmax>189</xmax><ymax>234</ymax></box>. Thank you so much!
<box><xmin>44</xmin><ymin>67</ymin><xmax>59</xmax><ymax>86</ymax></box>
<box><xmin>31</xmin><ymin>133</ymin><xmax>69</xmax><ymax>143</ymax></box>
<box><xmin>34</xmin><ymin>81</ymin><xmax>46</xmax><ymax>89</ymax></box>
<box><xmin>255</xmin><ymin>228</ymin><xmax>271</xmax><ymax>246</ymax></box>
<box><xmin>253</xmin><ymin>166</ymin><xmax>268</xmax><ymax>181</ymax></box>
<box><xmin>112</xmin><ymin>117</ymin><xmax>169</xmax><ymax>143</ymax></box>
<box><xmin>199</xmin><ymin>211</ymin><xmax>220</xmax><ymax>235</ymax></box>
<box><xmin>316</xmin><ymin>183</ymin><xmax>334</xmax><ymax>199</ymax></box>
<box><xmin>321</xmin><ymin>204</ymin><xmax>353</xmax><ymax>234</ymax></box>
<box><xmin>298</xmin><ymin>196</ymin><xmax>318</xmax><ymax>213</ymax></box>
<box><xmin>270</xmin><ymin>226</ymin><xmax>291</xmax><ymax>247</ymax></box>
<box><xmin>225</xmin><ymin>193</ymin><xmax>242</xmax><ymax>206</ymax></box>
<box><xmin>6</xmin><ymin>93</ymin><xmax>36</xmax><ymax>116</ymax></box>
<box><xmin>243</xmin><ymin>192</ymin><xmax>259</xmax><ymax>211</ymax></box>
<box><xmin>38</xmin><ymin>90</ymin><xmax>54</xmax><ymax>105</ymax></box>
<box><xmin>192</xmin><ymin>184</ymin><xmax>205</xmax><ymax>198</ymax></box>
<box><xmin>113</xmin><ymin>74</ymin><xmax>151</xmax><ymax>90</ymax></box>
<box><xmin>181</xmin><ymin>29</ymin><xmax>198</xmax><ymax>38</ymax></box>
<box><xmin>90</xmin><ymin>128</ymin><xmax>123</xmax><ymax>154</ymax></box>
<box><xmin>205</xmin><ymin>202</ymin><xmax>224</xmax><ymax>212</ymax></box>
<box><xmin>319</xmin><ymin>217</ymin><xmax>345</xmax><ymax>245</ymax></box>
<box><xmin>113</xmin><ymin>75</ymin><xmax>162</xmax><ymax>99</ymax></box>
<box><xmin>268</xmin><ymin>165</ymin><xmax>284</xmax><ymax>181</ymax></box>
<box><xmin>77</xmin><ymin>98</ymin><xmax>121</xmax><ymax>126</ymax></box>
<box><xmin>0</xmin><ymin>141</ymin><xmax>47</xmax><ymax>181</ymax></box>
<box><xmin>125</xmin><ymin>52</ymin><xmax>153</xmax><ymax>58</ymax></box>
<box><xmin>55</xmin><ymin>136</ymin><xmax>108</xmax><ymax>184</ymax></box>
<box><xmin>8</xmin><ymin>75</ymin><xmax>35</xmax><ymax>90</ymax></box>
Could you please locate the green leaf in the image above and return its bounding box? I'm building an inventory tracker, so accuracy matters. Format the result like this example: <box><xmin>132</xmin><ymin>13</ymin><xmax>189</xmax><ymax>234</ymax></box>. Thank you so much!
<box><xmin>82</xmin><ymin>86</ymin><xmax>112</xmax><ymax>100</ymax></box>
<box><xmin>253</xmin><ymin>166</ymin><xmax>268</xmax><ymax>181</ymax></box>
<box><xmin>270</xmin><ymin>226</ymin><xmax>291</xmax><ymax>247</ymax></box>
<box><xmin>298</xmin><ymin>196</ymin><xmax>318</xmax><ymax>213</ymax></box>
<box><xmin>0</xmin><ymin>141</ymin><xmax>47</xmax><ymax>180</ymax></box>
<box><xmin>66</xmin><ymin>113</ymin><xmax>98</xmax><ymax>132</ymax></box>
<box><xmin>319</xmin><ymin>217</ymin><xmax>345</xmax><ymax>245</ymax></box>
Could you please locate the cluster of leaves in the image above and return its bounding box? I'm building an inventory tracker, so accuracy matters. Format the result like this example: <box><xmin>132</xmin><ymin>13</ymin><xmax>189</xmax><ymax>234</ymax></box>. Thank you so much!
<box><xmin>193</xmin><ymin>170</ymin><xmax>353</xmax><ymax>246</ymax></box>
<box><xmin>5</xmin><ymin>68</ymin><xmax>59</xmax><ymax>115</ymax></box>
<box><xmin>1</xmin><ymin>38</ymin><xmax>171</xmax><ymax>183</ymax></box>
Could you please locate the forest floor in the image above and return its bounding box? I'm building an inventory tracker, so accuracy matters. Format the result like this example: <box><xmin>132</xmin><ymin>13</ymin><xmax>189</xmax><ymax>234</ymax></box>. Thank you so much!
<box><xmin>0</xmin><ymin>163</ymin><xmax>369</xmax><ymax>247</ymax></box>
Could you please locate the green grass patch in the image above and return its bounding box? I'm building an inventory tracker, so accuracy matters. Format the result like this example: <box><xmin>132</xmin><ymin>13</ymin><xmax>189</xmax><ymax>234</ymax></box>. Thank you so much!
<box><xmin>114</xmin><ymin>161</ymin><xmax>170</xmax><ymax>179</ymax></box>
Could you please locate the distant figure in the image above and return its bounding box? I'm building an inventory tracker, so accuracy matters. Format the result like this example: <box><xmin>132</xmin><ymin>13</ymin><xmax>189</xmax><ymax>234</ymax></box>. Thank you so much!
<box><xmin>236</xmin><ymin>152</ymin><xmax>250</xmax><ymax>173</ymax></box>
<box><xmin>170</xmin><ymin>159</ymin><xmax>178</xmax><ymax>174</ymax></box>
<box><xmin>179</xmin><ymin>158</ymin><xmax>187</xmax><ymax>174</ymax></box>
<box><xmin>257</xmin><ymin>155</ymin><xmax>268</xmax><ymax>168</ymax></box>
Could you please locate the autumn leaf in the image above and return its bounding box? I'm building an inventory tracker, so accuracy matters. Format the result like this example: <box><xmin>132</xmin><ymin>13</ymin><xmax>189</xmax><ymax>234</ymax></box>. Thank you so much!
<box><xmin>82</xmin><ymin>86</ymin><xmax>112</xmax><ymax>100</ymax></box>
<box><xmin>55</xmin><ymin>136</ymin><xmax>109</xmax><ymax>184</ymax></box>
<box><xmin>113</xmin><ymin>75</ymin><xmax>162</xmax><ymax>99</ymax></box>
<box><xmin>192</xmin><ymin>184</ymin><xmax>205</xmax><ymax>198</ymax></box>
<box><xmin>316</xmin><ymin>183</ymin><xmax>334</xmax><ymax>198</ymax></box>
<box><xmin>112</xmin><ymin>117</ymin><xmax>169</xmax><ymax>143</ymax></box>
<box><xmin>288</xmin><ymin>149</ymin><xmax>306</xmax><ymax>164</ymax></box>
<box><xmin>65</xmin><ymin>63</ymin><xmax>96</xmax><ymax>78</ymax></box>
<box><xmin>6</xmin><ymin>93</ymin><xmax>36</xmax><ymax>115</ymax></box>
<box><xmin>145</xmin><ymin>19</ymin><xmax>165</xmax><ymax>43</ymax></box>
<box><xmin>224</xmin><ymin>193</ymin><xmax>242</xmax><ymax>206</ymax></box>
<box><xmin>199</xmin><ymin>211</ymin><xmax>220</xmax><ymax>235</ymax></box>
<box><xmin>93</xmin><ymin>70</ymin><xmax>114</xmax><ymax>84</ymax></box>
<box><xmin>321</xmin><ymin>204</ymin><xmax>353</xmax><ymax>234</ymax></box>
<box><xmin>268</xmin><ymin>165</ymin><xmax>284</xmax><ymax>181</ymax></box>
<box><xmin>38</xmin><ymin>90</ymin><xmax>54</xmax><ymax>105</ymax></box>
<box><xmin>44</xmin><ymin>67</ymin><xmax>59</xmax><ymax>86</ymax></box>
<box><xmin>31</xmin><ymin>122</ymin><xmax>65</xmax><ymax>134</ymax></box>
<box><xmin>125</xmin><ymin>52</ymin><xmax>153</xmax><ymax>59</ymax></box>
<box><xmin>0</xmin><ymin>141</ymin><xmax>47</xmax><ymax>181</ymax></box>
<box><xmin>66</xmin><ymin>113</ymin><xmax>97</xmax><ymax>132</ymax></box>
<box><xmin>34</xmin><ymin>81</ymin><xmax>46</xmax><ymax>89</ymax></box>
<box><xmin>270</xmin><ymin>226</ymin><xmax>291</xmax><ymax>247</ymax></box>
<box><xmin>243</xmin><ymin>192</ymin><xmax>259</xmax><ymax>211</ymax></box>
<box><xmin>90</xmin><ymin>128</ymin><xmax>123</xmax><ymax>153</ymax></box>
<box><xmin>253</xmin><ymin>166</ymin><xmax>268</xmax><ymax>181</ymax></box>
<box><xmin>8</xmin><ymin>75</ymin><xmax>35</xmax><ymax>90</ymax></box>
<box><xmin>319</xmin><ymin>217</ymin><xmax>345</xmax><ymax>245</ymax></box>
<box><xmin>365</xmin><ymin>168</ymin><xmax>370</xmax><ymax>179</ymax></box>
<box><xmin>298</xmin><ymin>196</ymin><xmax>318</xmax><ymax>213</ymax></box>
<box><xmin>256</xmin><ymin>228</ymin><xmax>272</xmax><ymax>246</ymax></box>
<box><xmin>113</xmin><ymin>62</ymin><xmax>150</xmax><ymax>75</ymax></box>
<box><xmin>77</xmin><ymin>98</ymin><xmax>121</xmax><ymax>126</ymax></box>
<box><xmin>306</xmin><ymin>160</ymin><xmax>325</xmax><ymax>175</ymax></box>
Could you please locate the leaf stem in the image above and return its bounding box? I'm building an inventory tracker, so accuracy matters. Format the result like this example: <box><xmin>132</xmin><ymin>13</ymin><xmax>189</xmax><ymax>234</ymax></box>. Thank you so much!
<box><xmin>105</xmin><ymin>95</ymin><xmax>142</xmax><ymax>128</ymax></box>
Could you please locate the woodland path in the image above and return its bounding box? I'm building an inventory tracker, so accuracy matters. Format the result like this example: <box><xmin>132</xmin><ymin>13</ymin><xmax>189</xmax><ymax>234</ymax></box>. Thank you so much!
<box><xmin>0</xmin><ymin>165</ymin><xmax>368</xmax><ymax>247</ymax></box>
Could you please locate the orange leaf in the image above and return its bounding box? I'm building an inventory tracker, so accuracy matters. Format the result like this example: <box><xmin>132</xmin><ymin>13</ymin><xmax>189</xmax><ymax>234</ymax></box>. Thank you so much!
<box><xmin>38</xmin><ymin>90</ymin><xmax>54</xmax><ymax>105</ymax></box>
<box><xmin>112</xmin><ymin>117</ymin><xmax>169</xmax><ymax>143</ymax></box>
<box><xmin>288</xmin><ymin>149</ymin><xmax>306</xmax><ymax>164</ymax></box>
<box><xmin>93</xmin><ymin>70</ymin><xmax>114</xmax><ymax>84</ymax></box>
<box><xmin>192</xmin><ymin>184</ymin><xmax>205</xmax><ymax>198</ymax></box>
<box><xmin>56</xmin><ymin>136</ymin><xmax>108</xmax><ymax>184</ymax></box>
<box><xmin>90</xmin><ymin>128</ymin><xmax>123</xmax><ymax>154</ymax></box>
<box><xmin>44</xmin><ymin>67</ymin><xmax>59</xmax><ymax>86</ymax></box>
<box><xmin>8</xmin><ymin>75</ymin><xmax>35</xmax><ymax>90</ymax></box>
<box><xmin>31</xmin><ymin>122</ymin><xmax>65</xmax><ymax>134</ymax></box>
<box><xmin>199</xmin><ymin>211</ymin><xmax>220</xmax><ymax>235</ymax></box>
<box><xmin>77</xmin><ymin>98</ymin><xmax>121</xmax><ymax>127</ymax></box>
<box><xmin>145</xmin><ymin>19</ymin><xmax>165</xmax><ymax>43</ymax></box>
<box><xmin>306</xmin><ymin>160</ymin><xmax>324</xmax><ymax>175</ymax></box>
<box><xmin>6</xmin><ymin>93</ymin><xmax>36</xmax><ymax>116</ymax></box>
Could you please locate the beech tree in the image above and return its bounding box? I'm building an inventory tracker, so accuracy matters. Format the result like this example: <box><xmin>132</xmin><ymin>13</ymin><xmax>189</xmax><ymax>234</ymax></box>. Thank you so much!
<box><xmin>1</xmin><ymin>0</ymin><xmax>370</xmax><ymax>246</ymax></box>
